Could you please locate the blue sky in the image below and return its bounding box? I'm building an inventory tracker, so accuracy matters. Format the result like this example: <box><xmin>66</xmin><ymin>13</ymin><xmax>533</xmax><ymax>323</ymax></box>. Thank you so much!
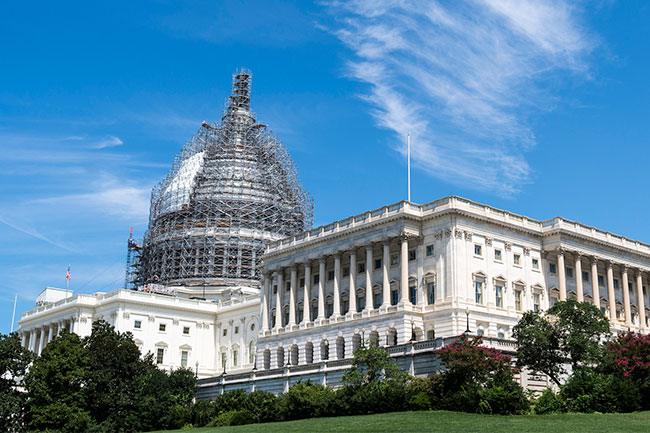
<box><xmin>1</xmin><ymin>1</ymin><xmax>649</xmax><ymax>333</ymax></box>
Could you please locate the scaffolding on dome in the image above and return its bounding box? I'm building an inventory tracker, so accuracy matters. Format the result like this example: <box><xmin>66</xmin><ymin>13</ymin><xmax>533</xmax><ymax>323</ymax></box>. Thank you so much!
<box><xmin>138</xmin><ymin>69</ymin><xmax>313</xmax><ymax>289</ymax></box>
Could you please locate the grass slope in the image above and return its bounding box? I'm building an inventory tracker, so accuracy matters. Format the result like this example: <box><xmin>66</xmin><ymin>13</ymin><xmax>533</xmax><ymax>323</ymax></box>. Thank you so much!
<box><xmin>151</xmin><ymin>410</ymin><xmax>650</xmax><ymax>433</ymax></box>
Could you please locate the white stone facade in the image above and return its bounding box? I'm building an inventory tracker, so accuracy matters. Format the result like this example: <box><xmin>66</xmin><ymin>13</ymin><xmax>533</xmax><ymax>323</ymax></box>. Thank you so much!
<box><xmin>256</xmin><ymin>196</ymin><xmax>650</xmax><ymax>371</ymax></box>
<box><xmin>18</xmin><ymin>289</ymin><xmax>259</xmax><ymax>378</ymax></box>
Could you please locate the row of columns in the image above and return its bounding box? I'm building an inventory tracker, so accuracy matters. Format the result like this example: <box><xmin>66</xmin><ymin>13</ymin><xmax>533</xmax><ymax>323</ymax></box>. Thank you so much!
<box><xmin>261</xmin><ymin>235</ymin><xmax>413</xmax><ymax>332</ymax></box>
<box><xmin>555</xmin><ymin>248</ymin><xmax>647</xmax><ymax>327</ymax></box>
<box><xmin>22</xmin><ymin>318</ymin><xmax>75</xmax><ymax>355</ymax></box>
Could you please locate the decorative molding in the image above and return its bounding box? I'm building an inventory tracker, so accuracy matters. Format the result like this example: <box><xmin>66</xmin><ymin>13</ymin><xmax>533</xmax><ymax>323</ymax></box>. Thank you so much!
<box><xmin>173</xmin><ymin>319</ymin><xmax>179</xmax><ymax>326</ymax></box>
<box><xmin>485</xmin><ymin>237</ymin><xmax>493</xmax><ymax>246</ymax></box>
<box><xmin>523</xmin><ymin>246</ymin><xmax>531</xmax><ymax>256</ymax></box>
<box><xmin>455</xmin><ymin>229</ymin><xmax>463</xmax><ymax>239</ymax></box>
<box><xmin>445</xmin><ymin>228</ymin><xmax>452</xmax><ymax>238</ymax></box>
<box><xmin>504</xmin><ymin>242</ymin><xmax>512</xmax><ymax>251</ymax></box>
<box><xmin>464</xmin><ymin>231</ymin><xmax>473</xmax><ymax>241</ymax></box>
<box><xmin>434</xmin><ymin>230</ymin><xmax>443</xmax><ymax>240</ymax></box>
<box><xmin>148</xmin><ymin>315</ymin><xmax>155</xmax><ymax>322</ymax></box>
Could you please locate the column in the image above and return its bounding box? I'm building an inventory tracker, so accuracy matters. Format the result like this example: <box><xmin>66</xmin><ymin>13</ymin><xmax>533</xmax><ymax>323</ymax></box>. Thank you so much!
<box><xmin>38</xmin><ymin>327</ymin><xmax>46</xmax><ymax>355</ymax></box>
<box><xmin>637</xmin><ymin>270</ymin><xmax>646</xmax><ymax>329</ymax></box>
<box><xmin>274</xmin><ymin>271</ymin><xmax>282</xmax><ymax>330</ymax></box>
<box><xmin>365</xmin><ymin>245</ymin><xmax>373</xmax><ymax>311</ymax></box>
<box><xmin>382</xmin><ymin>240</ymin><xmax>391</xmax><ymax>307</ymax></box>
<box><xmin>28</xmin><ymin>329</ymin><xmax>36</xmax><ymax>352</ymax></box>
<box><xmin>622</xmin><ymin>265</ymin><xmax>631</xmax><ymax>324</ymax></box>
<box><xmin>575</xmin><ymin>253</ymin><xmax>584</xmax><ymax>302</ymax></box>
<box><xmin>317</xmin><ymin>259</ymin><xmax>326</xmax><ymax>319</ymax></box>
<box><xmin>591</xmin><ymin>257</ymin><xmax>600</xmax><ymax>310</ymax></box>
<box><xmin>21</xmin><ymin>332</ymin><xmax>27</xmax><ymax>348</ymax></box>
<box><xmin>261</xmin><ymin>273</ymin><xmax>270</xmax><ymax>331</ymax></box>
<box><xmin>557</xmin><ymin>249</ymin><xmax>567</xmax><ymax>301</ymax></box>
<box><xmin>289</xmin><ymin>266</ymin><xmax>297</xmax><ymax>326</ymax></box>
<box><xmin>349</xmin><ymin>251</ymin><xmax>357</xmax><ymax>314</ymax></box>
<box><xmin>302</xmin><ymin>263</ymin><xmax>311</xmax><ymax>324</ymax></box>
<box><xmin>607</xmin><ymin>261</ymin><xmax>616</xmax><ymax>321</ymax></box>
<box><xmin>333</xmin><ymin>253</ymin><xmax>341</xmax><ymax>318</ymax></box>
<box><xmin>47</xmin><ymin>325</ymin><xmax>54</xmax><ymax>344</ymax></box>
<box><xmin>400</xmin><ymin>235</ymin><xmax>409</xmax><ymax>304</ymax></box>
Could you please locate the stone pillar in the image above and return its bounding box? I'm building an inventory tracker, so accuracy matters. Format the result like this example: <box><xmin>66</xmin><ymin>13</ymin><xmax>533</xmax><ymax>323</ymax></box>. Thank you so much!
<box><xmin>382</xmin><ymin>240</ymin><xmax>391</xmax><ymax>307</ymax></box>
<box><xmin>261</xmin><ymin>273</ymin><xmax>270</xmax><ymax>331</ymax></box>
<box><xmin>400</xmin><ymin>235</ymin><xmax>409</xmax><ymax>304</ymax></box>
<box><xmin>318</xmin><ymin>259</ymin><xmax>326</xmax><ymax>319</ymax></box>
<box><xmin>289</xmin><ymin>266</ymin><xmax>297</xmax><ymax>326</ymax></box>
<box><xmin>333</xmin><ymin>253</ymin><xmax>341</xmax><ymax>318</ymax></box>
<box><xmin>21</xmin><ymin>332</ymin><xmax>27</xmax><ymax>348</ymax></box>
<box><xmin>302</xmin><ymin>263</ymin><xmax>311</xmax><ymax>324</ymax></box>
<box><xmin>28</xmin><ymin>330</ymin><xmax>36</xmax><ymax>352</ymax></box>
<box><xmin>38</xmin><ymin>327</ymin><xmax>46</xmax><ymax>355</ymax></box>
<box><xmin>622</xmin><ymin>265</ymin><xmax>631</xmax><ymax>324</ymax></box>
<box><xmin>349</xmin><ymin>251</ymin><xmax>357</xmax><ymax>314</ymax></box>
<box><xmin>274</xmin><ymin>271</ymin><xmax>282</xmax><ymax>330</ymax></box>
<box><xmin>365</xmin><ymin>245</ymin><xmax>373</xmax><ymax>311</ymax></box>
<box><xmin>47</xmin><ymin>325</ymin><xmax>54</xmax><ymax>344</ymax></box>
<box><xmin>575</xmin><ymin>253</ymin><xmax>584</xmax><ymax>302</ymax></box>
<box><xmin>607</xmin><ymin>262</ymin><xmax>616</xmax><ymax>321</ymax></box>
<box><xmin>557</xmin><ymin>249</ymin><xmax>567</xmax><ymax>301</ymax></box>
<box><xmin>591</xmin><ymin>257</ymin><xmax>600</xmax><ymax>310</ymax></box>
<box><xmin>637</xmin><ymin>270</ymin><xmax>646</xmax><ymax>329</ymax></box>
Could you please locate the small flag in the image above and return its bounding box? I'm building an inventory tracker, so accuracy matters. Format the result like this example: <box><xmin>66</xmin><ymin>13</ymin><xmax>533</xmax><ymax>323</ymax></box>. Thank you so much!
<box><xmin>65</xmin><ymin>265</ymin><xmax>71</xmax><ymax>281</ymax></box>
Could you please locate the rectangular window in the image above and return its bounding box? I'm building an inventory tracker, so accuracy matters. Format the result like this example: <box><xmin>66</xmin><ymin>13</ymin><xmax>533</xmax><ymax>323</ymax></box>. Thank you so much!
<box><xmin>515</xmin><ymin>290</ymin><xmax>522</xmax><ymax>312</ymax></box>
<box><xmin>532</xmin><ymin>258</ymin><xmax>539</xmax><ymax>270</ymax></box>
<box><xmin>614</xmin><ymin>279</ymin><xmax>619</xmax><ymax>289</ymax></box>
<box><xmin>549</xmin><ymin>263</ymin><xmax>557</xmax><ymax>274</ymax></box>
<box><xmin>391</xmin><ymin>290</ymin><xmax>399</xmax><ymax>306</ymax></box>
<box><xmin>475</xmin><ymin>281</ymin><xmax>483</xmax><ymax>304</ymax></box>
<box><xmin>494</xmin><ymin>249</ymin><xmax>502</xmax><ymax>261</ymax></box>
<box><xmin>299</xmin><ymin>278</ymin><xmax>305</xmax><ymax>287</ymax></box>
<box><xmin>327</xmin><ymin>302</ymin><xmax>334</xmax><ymax>317</ymax></box>
<box><xmin>566</xmin><ymin>267</ymin><xmax>574</xmax><ymax>278</ymax></box>
<box><xmin>495</xmin><ymin>285</ymin><xmax>503</xmax><ymax>308</ymax></box>
<box><xmin>374</xmin><ymin>258</ymin><xmax>382</xmax><ymax>269</ymax></box>
<box><xmin>233</xmin><ymin>350</ymin><xmax>238</xmax><ymax>367</ymax></box>
<box><xmin>598</xmin><ymin>275</ymin><xmax>604</xmax><ymax>286</ymax></box>
<box><xmin>427</xmin><ymin>282</ymin><xmax>435</xmax><ymax>305</ymax></box>
<box><xmin>358</xmin><ymin>263</ymin><xmax>366</xmax><ymax>273</ymax></box>
<box><xmin>343</xmin><ymin>267</ymin><xmax>350</xmax><ymax>277</ymax></box>
<box><xmin>222</xmin><ymin>328</ymin><xmax>227</xmax><ymax>336</ymax></box>
<box><xmin>298</xmin><ymin>309</ymin><xmax>304</xmax><ymax>323</ymax></box>
<box><xmin>286</xmin><ymin>282</ymin><xmax>290</xmax><ymax>291</ymax></box>
<box><xmin>273</xmin><ymin>285</ymin><xmax>278</xmax><ymax>294</ymax></box>
<box><xmin>514</xmin><ymin>254</ymin><xmax>521</xmax><ymax>265</ymax></box>
<box><xmin>533</xmin><ymin>294</ymin><xmax>540</xmax><ymax>312</ymax></box>
<box><xmin>313</xmin><ymin>274</ymin><xmax>319</xmax><ymax>284</ymax></box>
<box><xmin>182</xmin><ymin>326</ymin><xmax>190</xmax><ymax>335</ymax></box>
<box><xmin>328</xmin><ymin>270</ymin><xmax>335</xmax><ymax>281</ymax></box>
<box><xmin>159</xmin><ymin>323</ymin><xmax>166</xmax><ymax>332</ymax></box>
<box><xmin>427</xmin><ymin>330</ymin><xmax>435</xmax><ymax>340</ymax></box>
<box><xmin>358</xmin><ymin>296</ymin><xmax>365</xmax><ymax>311</ymax></box>
<box><xmin>391</xmin><ymin>254</ymin><xmax>399</xmax><ymax>265</ymax></box>
<box><xmin>234</xmin><ymin>326</ymin><xmax>239</xmax><ymax>334</ymax></box>
<box><xmin>221</xmin><ymin>352</ymin><xmax>226</xmax><ymax>369</ymax></box>
<box><xmin>474</xmin><ymin>244</ymin><xmax>482</xmax><ymax>256</ymax></box>
<box><xmin>426</xmin><ymin>245</ymin><xmax>434</xmax><ymax>256</ymax></box>
<box><xmin>156</xmin><ymin>348</ymin><xmax>164</xmax><ymax>365</ymax></box>
<box><xmin>582</xmin><ymin>271</ymin><xmax>589</xmax><ymax>282</ymax></box>
<box><xmin>181</xmin><ymin>350</ymin><xmax>188</xmax><ymax>368</ymax></box>
<box><xmin>409</xmin><ymin>285</ymin><xmax>417</xmax><ymax>304</ymax></box>
<box><xmin>134</xmin><ymin>320</ymin><xmax>141</xmax><ymax>329</ymax></box>
<box><xmin>409</xmin><ymin>250</ymin><xmax>416</xmax><ymax>261</ymax></box>
<box><xmin>342</xmin><ymin>299</ymin><xmax>349</xmax><ymax>314</ymax></box>
<box><xmin>373</xmin><ymin>292</ymin><xmax>381</xmax><ymax>309</ymax></box>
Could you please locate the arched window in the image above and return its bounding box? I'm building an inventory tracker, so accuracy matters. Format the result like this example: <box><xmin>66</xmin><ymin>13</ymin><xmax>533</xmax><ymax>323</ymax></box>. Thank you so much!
<box><xmin>248</xmin><ymin>341</ymin><xmax>255</xmax><ymax>364</ymax></box>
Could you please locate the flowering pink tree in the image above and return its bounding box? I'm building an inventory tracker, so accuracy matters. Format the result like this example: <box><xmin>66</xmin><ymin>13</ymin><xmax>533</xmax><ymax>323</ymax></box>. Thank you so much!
<box><xmin>604</xmin><ymin>332</ymin><xmax>650</xmax><ymax>382</ymax></box>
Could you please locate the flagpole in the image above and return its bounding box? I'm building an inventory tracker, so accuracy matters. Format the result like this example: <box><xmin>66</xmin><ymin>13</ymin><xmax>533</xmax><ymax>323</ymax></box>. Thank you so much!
<box><xmin>407</xmin><ymin>132</ymin><xmax>411</xmax><ymax>202</ymax></box>
<box><xmin>11</xmin><ymin>294</ymin><xmax>17</xmax><ymax>332</ymax></box>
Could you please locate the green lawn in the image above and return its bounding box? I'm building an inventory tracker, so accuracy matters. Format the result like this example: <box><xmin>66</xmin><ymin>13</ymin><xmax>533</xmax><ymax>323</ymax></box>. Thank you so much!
<box><xmin>150</xmin><ymin>410</ymin><xmax>650</xmax><ymax>433</ymax></box>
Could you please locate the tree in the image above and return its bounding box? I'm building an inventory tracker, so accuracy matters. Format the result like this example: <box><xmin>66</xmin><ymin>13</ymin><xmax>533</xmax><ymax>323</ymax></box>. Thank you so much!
<box><xmin>513</xmin><ymin>300</ymin><xmax>610</xmax><ymax>385</ymax></box>
<box><xmin>342</xmin><ymin>344</ymin><xmax>409</xmax><ymax>389</ymax></box>
<box><xmin>24</xmin><ymin>331</ymin><xmax>91</xmax><ymax>433</ymax></box>
<box><xmin>0</xmin><ymin>332</ymin><xmax>34</xmax><ymax>433</ymax></box>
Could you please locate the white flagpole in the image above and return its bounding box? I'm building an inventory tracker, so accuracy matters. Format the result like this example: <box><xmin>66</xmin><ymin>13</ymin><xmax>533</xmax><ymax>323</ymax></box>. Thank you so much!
<box><xmin>407</xmin><ymin>133</ymin><xmax>411</xmax><ymax>202</ymax></box>
<box><xmin>11</xmin><ymin>293</ymin><xmax>17</xmax><ymax>332</ymax></box>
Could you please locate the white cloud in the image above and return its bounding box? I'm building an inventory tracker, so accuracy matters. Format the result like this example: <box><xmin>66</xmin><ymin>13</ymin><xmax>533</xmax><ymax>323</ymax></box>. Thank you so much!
<box><xmin>0</xmin><ymin>215</ymin><xmax>76</xmax><ymax>252</ymax></box>
<box><xmin>92</xmin><ymin>135</ymin><xmax>124</xmax><ymax>149</ymax></box>
<box><xmin>325</xmin><ymin>0</ymin><xmax>595</xmax><ymax>196</ymax></box>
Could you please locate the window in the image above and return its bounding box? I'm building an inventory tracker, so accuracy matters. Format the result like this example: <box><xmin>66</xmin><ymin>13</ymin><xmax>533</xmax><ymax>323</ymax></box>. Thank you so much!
<box><xmin>494</xmin><ymin>249</ymin><xmax>502</xmax><ymax>261</ymax></box>
<box><xmin>474</xmin><ymin>244</ymin><xmax>482</xmax><ymax>256</ymax></box>
<box><xmin>159</xmin><ymin>323</ymin><xmax>166</xmax><ymax>332</ymax></box>
<box><xmin>391</xmin><ymin>254</ymin><xmax>399</xmax><ymax>265</ymax></box>
<box><xmin>313</xmin><ymin>274</ymin><xmax>319</xmax><ymax>284</ymax></box>
<box><xmin>271</xmin><ymin>313</ymin><xmax>276</xmax><ymax>328</ymax></box>
<box><xmin>223</xmin><ymin>328</ymin><xmax>227</xmax><ymax>337</ymax></box>
<box><xmin>582</xmin><ymin>271</ymin><xmax>589</xmax><ymax>282</ymax></box>
<box><xmin>391</xmin><ymin>290</ymin><xmax>399</xmax><ymax>306</ymax></box>
<box><xmin>614</xmin><ymin>279</ymin><xmax>619</xmax><ymax>289</ymax></box>
<box><xmin>358</xmin><ymin>296</ymin><xmax>365</xmax><ymax>311</ymax></box>
<box><xmin>182</xmin><ymin>326</ymin><xmax>190</xmax><ymax>335</ymax></box>
<box><xmin>221</xmin><ymin>352</ymin><xmax>226</xmax><ymax>369</ymax></box>
<box><xmin>328</xmin><ymin>270</ymin><xmax>335</xmax><ymax>281</ymax></box>
<box><xmin>373</xmin><ymin>292</ymin><xmax>382</xmax><ymax>309</ymax></box>
<box><xmin>533</xmin><ymin>294</ymin><xmax>540</xmax><ymax>312</ymax></box>
<box><xmin>374</xmin><ymin>259</ymin><xmax>382</xmax><ymax>269</ymax></box>
<box><xmin>358</xmin><ymin>263</ymin><xmax>366</xmax><ymax>273</ymax></box>
<box><xmin>234</xmin><ymin>326</ymin><xmax>239</xmax><ymax>334</ymax></box>
<box><xmin>409</xmin><ymin>250</ymin><xmax>416</xmax><ymax>261</ymax></box>
<box><xmin>495</xmin><ymin>285</ymin><xmax>503</xmax><ymax>308</ymax></box>
<box><xmin>598</xmin><ymin>275</ymin><xmax>604</xmax><ymax>286</ymax></box>
<box><xmin>514</xmin><ymin>290</ymin><xmax>522</xmax><ymax>312</ymax></box>
<box><xmin>498</xmin><ymin>332</ymin><xmax>505</xmax><ymax>339</ymax></box>
<box><xmin>233</xmin><ymin>349</ymin><xmax>238</xmax><ymax>366</ymax></box>
<box><xmin>475</xmin><ymin>281</ymin><xmax>484</xmax><ymax>304</ymax></box>
<box><xmin>250</xmin><ymin>323</ymin><xmax>255</xmax><ymax>331</ymax></box>
<box><xmin>326</xmin><ymin>302</ymin><xmax>334</xmax><ymax>317</ymax></box>
<box><xmin>273</xmin><ymin>285</ymin><xmax>277</xmax><ymax>294</ymax></box>
<box><xmin>134</xmin><ymin>320</ymin><xmax>141</xmax><ymax>329</ymax></box>
<box><xmin>426</xmin><ymin>245</ymin><xmax>435</xmax><ymax>256</ymax></box>
<box><xmin>532</xmin><ymin>258</ymin><xmax>539</xmax><ymax>270</ymax></box>
<box><xmin>409</xmin><ymin>285</ymin><xmax>417</xmax><ymax>304</ymax></box>
<box><xmin>299</xmin><ymin>278</ymin><xmax>305</xmax><ymax>287</ymax></box>
<box><xmin>549</xmin><ymin>263</ymin><xmax>557</xmax><ymax>274</ymax></box>
<box><xmin>514</xmin><ymin>254</ymin><xmax>521</xmax><ymax>265</ymax></box>
<box><xmin>285</xmin><ymin>282</ymin><xmax>290</xmax><ymax>291</ymax></box>
<box><xmin>566</xmin><ymin>267</ymin><xmax>574</xmax><ymax>278</ymax></box>
<box><xmin>156</xmin><ymin>348</ymin><xmax>164</xmax><ymax>365</ymax></box>
<box><xmin>477</xmin><ymin>329</ymin><xmax>484</xmax><ymax>336</ymax></box>
<box><xmin>283</xmin><ymin>311</ymin><xmax>289</xmax><ymax>326</ymax></box>
<box><xmin>249</xmin><ymin>341</ymin><xmax>255</xmax><ymax>364</ymax></box>
<box><xmin>343</xmin><ymin>267</ymin><xmax>350</xmax><ymax>277</ymax></box>
<box><xmin>181</xmin><ymin>350</ymin><xmax>188</xmax><ymax>368</ymax></box>
<box><xmin>427</xmin><ymin>282</ymin><xmax>435</xmax><ymax>305</ymax></box>
<box><xmin>427</xmin><ymin>330</ymin><xmax>435</xmax><ymax>340</ymax></box>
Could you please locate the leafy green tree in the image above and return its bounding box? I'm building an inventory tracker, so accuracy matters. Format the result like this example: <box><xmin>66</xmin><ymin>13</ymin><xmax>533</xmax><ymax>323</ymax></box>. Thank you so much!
<box><xmin>513</xmin><ymin>300</ymin><xmax>610</xmax><ymax>385</ymax></box>
<box><xmin>0</xmin><ymin>332</ymin><xmax>34</xmax><ymax>433</ymax></box>
<box><xmin>24</xmin><ymin>331</ymin><xmax>92</xmax><ymax>433</ymax></box>
<box><xmin>343</xmin><ymin>344</ymin><xmax>409</xmax><ymax>389</ymax></box>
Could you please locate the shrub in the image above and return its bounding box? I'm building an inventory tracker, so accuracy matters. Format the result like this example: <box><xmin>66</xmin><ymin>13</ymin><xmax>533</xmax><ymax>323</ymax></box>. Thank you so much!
<box><xmin>560</xmin><ymin>369</ymin><xmax>640</xmax><ymax>413</ymax></box>
<box><xmin>206</xmin><ymin>409</ymin><xmax>254</xmax><ymax>427</ymax></box>
<box><xmin>278</xmin><ymin>381</ymin><xmax>336</xmax><ymax>420</ymax></box>
<box><xmin>533</xmin><ymin>388</ymin><xmax>564</xmax><ymax>414</ymax></box>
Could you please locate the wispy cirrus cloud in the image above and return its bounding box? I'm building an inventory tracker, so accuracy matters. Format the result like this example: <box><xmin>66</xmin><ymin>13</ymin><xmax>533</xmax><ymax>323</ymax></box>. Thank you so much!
<box><xmin>324</xmin><ymin>0</ymin><xmax>596</xmax><ymax>196</ymax></box>
<box><xmin>92</xmin><ymin>135</ymin><xmax>123</xmax><ymax>149</ymax></box>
